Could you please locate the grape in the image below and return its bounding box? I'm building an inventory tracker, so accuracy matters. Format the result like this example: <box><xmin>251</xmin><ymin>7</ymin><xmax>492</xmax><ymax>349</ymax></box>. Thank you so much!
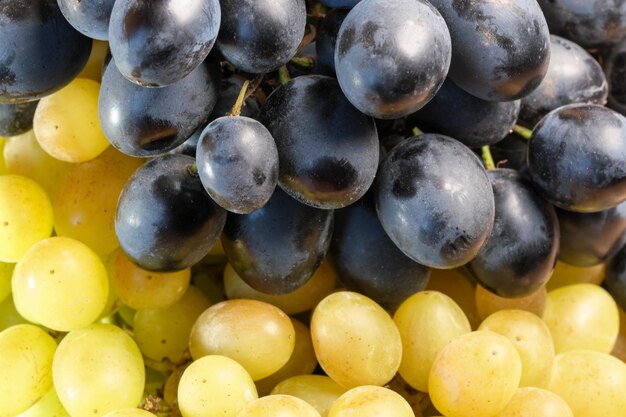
<box><xmin>57</xmin><ymin>0</ymin><xmax>115</xmax><ymax>41</ymax></box>
<box><xmin>238</xmin><ymin>395</ymin><xmax>321</xmax><ymax>417</ymax></box>
<box><xmin>0</xmin><ymin>0</ymin><xmax>91</xmax><ymax>103</ymax></box>
<box><xmin>207</xmin><ymin>77</ymin><xmax>262</xmax><ymax>124</ymax></box>
<box><xmin>102</xmin><ymin>410</ymin><xmax>156</xmax><ymax>417</ymax></box>
<box><xmin>327</xmin><ymin>386</ymin><xmax>414</xmax><ymax>417</ymax></box>
<box><xmin>18</xmin><ymin>388</ymin><xmax>69</xmax><ymax>417</ymax></box>
<box><xmin>488</xmin><ymin>133</ymin><xmax>529</xmax><ymax>174</ymax></box>
<box><xmin>0</xmin><ymin>324</ymin><xmax>56</xmax><ymax>417</ymax></box>
<box><xmin>605</xmin><ymin>244</ymin><xmax>626</xmax><ymax>311</ymax></box>
<box><xmin>429</xmin><ymin>331</ymin><xmax>522</xmax><ymax>417</ymax></box>
<box><xmin>0</xmin><ymin>101</ymin><xmax>38</xmax><ymax>137</ymax></box>
<box><xmin>177</xmin><ymin>355</ymin><xmax>257</xmax><ymax>417</ymax></box>
<box><xmin>543</xmin><ymin>284</ymin><xmax>619</xmax><ymax>353</ymax></box>
<box><xmin>546</xmin><ymin>261</ymin><xmax>605</xmax><ymax>290</ymax></box>
<box><xmin>495</xmin><ymin>387</ymin><xmax>573</xmax><ymax>417</ymax></box>
<box><xmin>393</xmin><ymin>291</ymin><xmax>471</xmax><ymax>392</ymax></box>
<box><xmin>426</xmin><ymin>268</ymin><xmax>481</xmax><ymax>329</ymax></box>
<box><xmin>334</xmin><ymin>0</ymin><xmax>451</xmax><ymax>119</ymax></box>
<box><xmin>108</xmin><ymin>0</ymin><xmax>221</xmax><ymax>87</ymax></box>
<box><xmin>315</xmin><ymin>9</ymin><xmax>348</xmax><ymax>74</ymax></box>
<box><xmin>258</xmin><ymin>75</ymin><xmax>379</xmax><ymax>209</ymax></box>
<box><xmin>271</xmin><ymin>375</ymin><xmax>347</xmax><ymax>417</ymax></box>
<box><xmin>605</xmin><ymin>38</ymin><xmax>626</xmax><ymax>115</ymax></box>
<box><xmin>475</xmin><ymin>284</ymin><xmax>547</xmax><ymax>321</ymax></box>
<box><xmin>197</xmin><ymin>116</ymin><xmax>279</xmax><ymax>213</ymax></box>
<box><xmin>77</xmin><ymin>40</ymin><xmax>109</xmax><ymax>82</ymax></box>
<box><xmin>310</xmin><ymin>291</ymin><xmax>402</xmax><ymax>388</ymax></box>
<box><xmin>0</xmin><ymin>295</ymin><xmax>28</xmax><ymax>331</ymax></box>
<box><xmin>376</xmin><ymin>134</ymin><xmax>495</xmax><ymax>269</ymax></box>
<box><xmin>0</xmin><ymin>175</ymin><xmax>53</xmax><ymax>262</ymax></box>
<box><xmin>318</xmin><ymin>0</ymin><xmax>360</xmax><ymax>8</ymax></box>
<box><xmin>53</xmin><ymin>324</ymin><xmax>145</xmax><ymax>417</ymax></box>
<box><xmin>0</xmin><ymin>262</ymin><xmax>13</xmax><ymax>304</ymax></box>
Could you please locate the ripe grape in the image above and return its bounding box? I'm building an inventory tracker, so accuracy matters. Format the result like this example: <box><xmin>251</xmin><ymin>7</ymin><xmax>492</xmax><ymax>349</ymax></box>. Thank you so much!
<box><xmin>327</xmin><ymin>386</ymin><xmax>414</xmax><ymax>417</ymax></box>
<box><xmin>426</xmin><ymin>268</ymin><xmax>481</xmax><ymax>329</ymax></box>
<box><xmin>496</xmin><ymin>387</ymin><xmax>573</xmax><ymax>417</ymax></box>
<box><xmin>0</xmin><ymin>101</ymin><xmax>38</xmax><ymax>137</ymax></box>
<box><xmin>17</xmin><ymin>388</ymin><xmax>69</xmax><ymax>417</ymax></box>
<box><xmin>57</xmin><ymin>0</ymin><xmax>115</xmax><ymax>41</ymax></box>
<box><xmin>102</xmin><ymin>410</ymin><xmax>156</xmax><ymax>417</ymax></box>
<box><xmin>237</xmin><ymin>395</ymin><xmax>321</xmax><ymax>417</ymax></box>
<box><xmin>271</xmin><ymin>375</ymin><xmax>347</xmax><ymax>417</ymax></box>
<box><xmin>475</xmin><ymin>284</ymin><xmax>547</xmax><ymax>321</ymax></box>
<box><xmin>546</xmin><ymin>261</ymin><xmax>605</xmax><ymax>290</ymax></box>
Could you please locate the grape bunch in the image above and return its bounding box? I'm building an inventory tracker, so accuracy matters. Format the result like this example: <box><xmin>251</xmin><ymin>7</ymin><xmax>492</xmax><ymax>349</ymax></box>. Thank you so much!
<box><xmin>3</xmin><ymin>0</ymin><xmax>626</xmax><ymax>417</ymax></box>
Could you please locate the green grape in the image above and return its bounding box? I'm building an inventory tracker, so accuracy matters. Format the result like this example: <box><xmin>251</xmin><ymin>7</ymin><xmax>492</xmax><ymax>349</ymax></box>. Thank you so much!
<box><xmin>189</xmin><ymin>299</ymin><xmax>295</xmax><ymax>380</ymax></box>
<box><xmin>475</xmin><ymin>284</ymin><xmax>547</xmax><ymax>321</ymax></box>
<box><xmin>134</xmin><ymin>286</ymin><xmax>210</xmax><ymax>364</ymax></box>
<box><xmin>18</xmin><ymin>388</ymin><xmax>69</xmax><ymax>417</ymax></box>
<box><xmin>271</xmin><ymin>375</ymin><xmax>347</xmax><ymax>417</ymax></box>
<box><xmin>495</xmin><ymin>387</ymin><xmax>573</xmax><ymax>417</ymax></box>
<box><xmin>3</xmin><ymin>131</ymin><xmax>71</xmax><ymax>199</ymax></box>
<box><xmin>255</xmin><ymin>318</ymin><xmax>318</xmax><ymax>395</ymax></box>
<box><xmin>34</xmin><ymin>78</ymin><xmax>109</xmax><ymax>162</ymax></box>
<box><xmin>78</xmin><ymin>40</ymin><xmax>109</xmax><ymax>82</ymax></box>
<box><xmin>0</xmin><ymin>295</ymin><xmax>28</xmax><ymax>331</ymax></box>
<box><xmin>111</xmin><ymin>249</ymin><xmax>191</xmax><ymax>310</ymax></box>
<box><xmin>0</xmin><ymin>262</ymin><xmax>13</xmax><ymax>303</ymax></box>
<box><xmin>118</xmin><ymin>304</ymin><xmax>136</xmax><ymax>328</ymax></box>
<box><xmin>429</xmin><ymin>330</ymin><xmax>522</xmax><ymax>417</ymax></box>
<box><xmin>102</xmin><ymin>410</ymin><xmax>157</xmax><ymax>417</ymax></box>
<box><xmin>547</xmin><ymin>350</ymin><xmax>626</xmax><ymax>417</ymax></box>
<box><xmin>479</xmin><ymin>309</ymin><xmax>555</xmax><ymax>387</ymax></box>
<box><xmin>327</xmin><ymin>386</ymin><xmax>414</xmax><ymax>417</ymax></box>
<box><xmin>238</xmin><ymin>395</ymin><xmax>321</xmax><ymax>417</ymax></box>
<box><xmin>0</xmin><ymin>324</ymin><xmax>56</xmax><ymax>417</ymax></box>
<box><xmin>0</xmin><ymin>175</ymin><xmax>53</xmax><ymax>262</ymax></box>
<box><xmin>53</xmin><ymin>323</ymin><xmax>145</xmax><ymax>417</ymax></box>
<box><xmin>543</xmin><ymin>284</ymin><xmax>619</xmax><ymax>353</ymax></box>
<box><xmin>12</xmin><ymin>236</ymin><xmax>109</xmax><ymax>331</ymax></box>
<box><xmin>310</xmin><ymin>291</ymin><xmax>402</xmax><ymax>388</ymax></box>
<box><xmin>393</xmin><ymin>290</ymin><xmax>471</xmax><ymax>392</ymax></box>
<box><xmin>223</xmin><ymin>259</ymin><xmax>337</xmax><ymax>315</ymax></box>
<box><xmin>178</xmin><ymin>355</ymin><xmax>257</xmax><ymax>417</ymax></box>
<box><xmin>53</xmin><ymin>147</ymin><xmax>143</xmax><ymax>257</ymax></box>
<box><xmin>546</xmin><ymin>261</ymin><xmax>605</xmax><ymax>291</ymax></box>
<box><xmin>426</xmin><ymin>268</ymin><xmax>480</xmax><ymax>329</ymax></box>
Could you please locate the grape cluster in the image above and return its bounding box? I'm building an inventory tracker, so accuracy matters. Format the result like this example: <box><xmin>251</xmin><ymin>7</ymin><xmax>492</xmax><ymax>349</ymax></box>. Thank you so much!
<box><xmin>2</xmin><ymin>1</ymin><xmax>626</xmax><ymax>417</ymax></box>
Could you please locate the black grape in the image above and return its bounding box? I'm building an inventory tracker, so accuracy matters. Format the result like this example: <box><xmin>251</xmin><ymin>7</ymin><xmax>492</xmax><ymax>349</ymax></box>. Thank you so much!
<box><xmin>216</xmin><ymin>0</ymin><xmax>306</xmax><ymax>74</ymax></box>
<box><xmin>115</xmin><ymin>154</ymin><xmax>227</xmax><ymax>272</ymax></box>
<box><xmin>527</xmin><ymin>104</ymin><xmax>626</xmax><ymax>213</ymax></box>
<box><xmin>0</xmin><ymin>0</ymin><xmax>91</xmax><ymax>103</ymax></box>
<box><xmin>57</xmin><ymin>0</ymin><xmax>115</xmax><ymax>40</ymax></box>
<box><xmin>376</xmin><ymin>134</ymin><xmax>495</xmax><ymax>269</ymax></box>
<box><xmin>329</xmin><ymin>192</ymin><xmax>430</xmax><ymax>311</ymax></box>
<box><xmin>196</xmin><ymin>116</ymin><xmax>279</xmax><ymax>214</ymax></box>
<box><xmin>98</xmin><ymin>57</ymin><xmax>220</xmax><ymax>157</ymax></box>
<box><xmin>259</xmin><ymin>75</ymin><xmax>379</xmax><ymax>209</ymax></box>
<box><xmin>334</xmin><ymin>0</ymin><xmax>451</xmax><ymax>119</ymax></box>
<box><xmin>428</xmin><ymin>0</ymin><xmax>550</xmax><ymax>102</ymax></box>
<box><xmin>0</xmin><ymin>101</ymin><xmax>37</xmax><ymax>137</ymax></box>
<box><xmin>316</xmin><ymin>8</ymin><xmax>348</xmax><ymax>74</ymax></box>
<box><xmin>556</xmin><ymin>202</ymin><xmax>626</xmax><ymax>267</ymax></box>
<box><xmin>222</xmin><ymin>188</ymin><xmax>334</xmax><ymax>295</ymax></box>
<box><xmin>466</xmin><ymin>169</ymin><xmax>559</xmax><ymax>298</ymax></box>
<box><xmin>108</xmin><ymin>0</ymin><xmax>221</xmax><ymax>87</ymax></box>
<box><xmin>604</xmin><ymin>39</ymin><xmax>626</xmax><ymax>116</ymax></box>
<box><xmin>408</xmin><ymin>78</ymin><xmax>521</xmax><ymax>148</ymax></box>
<box><xmin>605</xmin><ymin>244</ymin><xmax>626</xmax><ymax>311</ymax></box>
<box><xmin>488</xmin><ymin>133</ymin><xmax>529</xmax><ymax>175</ymax></box>
<box><xmin>318</xmin><ymin>0</ymin><xmax>360</xmax><ymax>7</ymax></box>
<box><xmin>519</xmin><ymin>35</ymin><xmax>608</xmax><ymax>128</ymax></box>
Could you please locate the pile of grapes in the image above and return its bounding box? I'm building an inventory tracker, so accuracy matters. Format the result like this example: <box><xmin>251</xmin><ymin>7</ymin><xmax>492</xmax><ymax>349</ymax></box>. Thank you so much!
<box><xmin>3</xmin><ymin>0</ymin><xmax>626</xmax><ymax>416</ymax></box>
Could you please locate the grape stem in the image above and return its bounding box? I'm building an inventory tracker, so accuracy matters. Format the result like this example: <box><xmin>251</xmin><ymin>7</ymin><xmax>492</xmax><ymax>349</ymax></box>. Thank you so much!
<box><xmin>512</xmin><ymin>124</ymin><xmax>532</xmax><ymax>140</ymax></box>
<box><xmin>412</xmin><ymin>126</ymin><xmax>423</xmax><ymax>137</ymax></box>
<box><xmin>278</xmin><ymin>66</ymin><xmax>291</xmax><ymax>85</ymax></box>
<box><xmin>290</xmin><ymin>56</ymin><xmax>315</xmax><ymax>68</ymax></box>
<box><xmin>481</xmin><ymin>145</ymin><xmax>496</xmax><ymax>171</ymax></box>
<box><xmin>230</xmin><ymin>79</ymin><xmax>250</xmax><ymax>117</ymax></box>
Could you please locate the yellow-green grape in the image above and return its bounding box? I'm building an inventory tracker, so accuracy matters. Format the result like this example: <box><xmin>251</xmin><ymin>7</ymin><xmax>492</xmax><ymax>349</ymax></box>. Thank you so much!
<box><xmin>426</xmin><ymin>268</ymin><xmax>480</xmax><ymax>329</ymax></box>
<box><xmin>102</xmin><ymin>409</ymin><xmax>157</xmax><ymax>417</ymax></box>
<box><xmin>223</xmin><ymin>259</ymin><xmax>336</xmax><ymax>314</ymax></box>
<box><xmin>111</xmin><ymin>249</ymin><xmax>191</xmax><ymax>310</ymax></box>
<box><xmin>0</xmin><ymin>295</ymin><xmax>28</xmax><ymax>331</ymax></box>
<box><xmin>495</xmin><ymin>387</ymin><xmax>573</xmax><ymax>417</ymax></box>
<box><xmin>475</xmin><ymin>284</ymin><xmax>547</xmax><ymax>321</ymax></box>
<box><xmin>327</xmin><ymin>386</ymin><xmax>414</xmax><ymax>417</ymax></box>
<box><xmin>271</xmin><ymin>375</ymin><xmax>347</xmax><ymax>417</ymax></box>
<box><xmin>428</xmin><ymin>330</ymin><xmax>522</xmax><ymax>417</ymax></box>
<box><xmin>255</xmin><ymin>318</ymin><xmax>318</xmax><ymax>395</ymax></box>
<box><xmin>189</xmin><ymin>299</ymin><xmax>295</xmax><ymax>380</ymax></box>
<box><xmin>310</xmin><ymin>291</ymin><xmax>402</xmax><ymax>388</ymax></box>
<box><xmin>546</xmin><ymin>261</ymin><xmax>605</xmax><ymax>290</ymax></box>
<box><xmin>117</xmin><ymin>304</ymin><xmax>136</xmax><ymax>328</ymax></box>
<box><xmin>393</xmin><ymin>291</ymin><xmax>471</xmax><ymax>392</ymax></box>
<box><xmin>543</xmin><ymin>284</ymin><xmax>619</xmax><ymax>353</ymax></box>
<box><xmin>479</xmin><ymin>310</ymin><xmax>555</xmax><ymax>387</ymax></box>
<box><xmin>17</xmin><ymin>388</ymin><xmax>70</xmax><ymax>417</ymax></box>
<box><xmin>33</xmin><ymin>78</ymin><xmax>109</xmax><ymax>162</ymax></box>
<box><xmin>0</xmin><ymin>262</ymin><xmax>13</xmax><ymax>303</ymax></box>
<box><xmin>163</xmin><ymin>365</ymin><xmax>187</xmax><ymax>407</ymax></box>
<box><xmin>134</xmin><ymin>286</ymin><xmax>210</xmax><ymax>364</ymax></box>
<box><xmin>0</xmin><ymin>175</ymin><xmax>53</xmax><ymax>262</ymax></box>
<box><xmin>237</xmin><ymin>395</ymin><xmax>321</xmax><ymax>417</ymax></box>
<box><xmin>53</xmin><ymin>147</ymin><xmax>143</xmax><ymax>257</ymax></box>
<box><xmin>178</xmin><ymin>355</ymin><xmax>257</xmax><ymax>417</ymax></box>
<box><xmin>52</xmin><ymin>324</ymin><xmax>145</xmax><ymax>417</ymax></box>
<box><xmin>3</xmin><ymin>131</ymin><xmax>71</xmax><ymax>199</ymax></box>
<box><xmin>547</xmin><ymin>350</ymin><xmax>626</xmax><ymax>417</ymax></box>
<box><xmin>12</xmin><ymin>236</ymin><xmax>109</xmax><ymax>331</ymax></box>
<box><xmin>78</xmin><ymin>40</ymin><xmax>109</xmax><ymax>82</ymax></box>
<box><xmin>0</xmin><ymin>324</ymin><xmax>56</xmax><ymax>417</ymax></box>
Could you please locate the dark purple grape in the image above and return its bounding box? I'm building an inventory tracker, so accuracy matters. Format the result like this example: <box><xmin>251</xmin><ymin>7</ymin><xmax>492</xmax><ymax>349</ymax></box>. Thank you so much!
<box><xmin>196</xmin><ymin>116</ymin><xmax>279</xmax><ymax>214</ymax></box>
<box><xmin>316</xmin><ymin>9</ymin><xmax>348</xmax><ymax>74</ymax></box>
<box><xmin>334</xmin><ymin>0</ymin><xmax>451</xmax><ymax>119</ymax></box>
<box><xmin>0</xmin><ymin>0</ymin><xmax>91</xmax><ymax>103</ymax></box>
<box><xmin>98</xmin><ymin>57</ymin><xmax>220</xmax><ymax>157</ymax></box>
<box><xmin>318</xmin><ymin>0</ymin><xmax>360</xmax><ymax>7</ymax></box>
<box><xmin>57</xmin><ymin>0</ymin><xmax>115</xmax><ymax>40</ymax></box>
<box><xmin>466</xmin><ymin>169</ymin><xmax>559</xmax><ymax>298</ymax></box>
<box><xmin>605</xmin><ymin>244</ymin><xmax>626</xmax><ymax>310</ymax></box>
<box><xmin>604</xmin><ymin>39</ymin><xmax>626</xmax><ymax>116</ymax></box>
<box><xmin>519</xmin><ymin>35</ymin><xmax>608</xmax><ymax>128</ymax></box>
<box><xmin>115</xmin><ymin>154</ymin><xmax>227</xmax><ymax>272</ymax></box>
<box><xmin>408</xmin><ymin>78</ymin><xmax>521</xmax><ymax>148</ymax></box>
<box><xmin>207</xmin><ymin>76</ymin><xmax>262</xmax><ymax>122</ymax></box>
<box><xmin>376</xmin><ymin>134</ymin><xmax>495</xmax><ymax>269</ymax></box>
<box><xmin>0</xmin><ymin>101</ymin><xmax>37</xmax><ymax>137</ymax></box>
<box><xmin>428</xmin><ymin>0</ymin><xmax>550</xmax><ymax>102</ymax></box>
<box><xmin>259</xmin><ymin>75</ymin><xmax>379</xmax><ymax>209</ymax></box>
<box><xmin>556</xmin><ymin>202</ymin><xmax>626</xmax><ymax>266</ymax></box>
<box><xmin>527</xmin><ymin>104</ymin><xmax>626</xmax><ymax>213</ymax></box>
<box><xmin>217</xmin><ymin>0</ymin><xmax>305</xmax><ymax>74</ymax></box>
<box><xmin>168</xmin><ymin>126</ymin><xmax>203</xmax><ymax>157</ymax></box>
<box><xmin>222</xmin><ymin>187</ymin><xmax>334</xmax><ymax>295</ymax></box>
<box><xmin>488</xmin><ymin>133</ymin><xmax>529</xmax><ymax>175</ymax></box>
<box><xmin>108</xmin><ymin>0</ymin><xmax>221</xmax><ymax>87</ymax></box>
<box><xmin>329</xmin><ymin>192</ymin><xmax>430</xmax><ymax>310</ymax></box>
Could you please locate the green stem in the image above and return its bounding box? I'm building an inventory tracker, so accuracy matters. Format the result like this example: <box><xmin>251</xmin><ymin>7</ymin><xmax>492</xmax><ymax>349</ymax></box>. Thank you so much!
<box><xmin>512</xmin><ymin>124</ymin><xmax>532</xmax><ymax>140</ymax></box>
<box><xmin>188</xmin><ymin>163</ymin><xmax>198</xmax><ymax>176</ymax></box>
<box><xmin>278</xmin><ymin>66</ymin><xmax>291</xmax><ymax>85</ymax></box>
<box><xmin>230</xmin><ymin>79</ymin><xmax>250</xmax><ymax>117</ymax></box>
<box><xmin>290</xmin><ymin>56</ymin><xmax>315</xmax><ymax>68</ymax></box>
<box><xmin>412</xmin><ymin>126</ymin><xmax>423</xmax><ymax>137</ymax></box>
<box><xmin>481</xmin><ymin>145</ymin><xmax>496</xmax><ymax>171</ymax></box>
